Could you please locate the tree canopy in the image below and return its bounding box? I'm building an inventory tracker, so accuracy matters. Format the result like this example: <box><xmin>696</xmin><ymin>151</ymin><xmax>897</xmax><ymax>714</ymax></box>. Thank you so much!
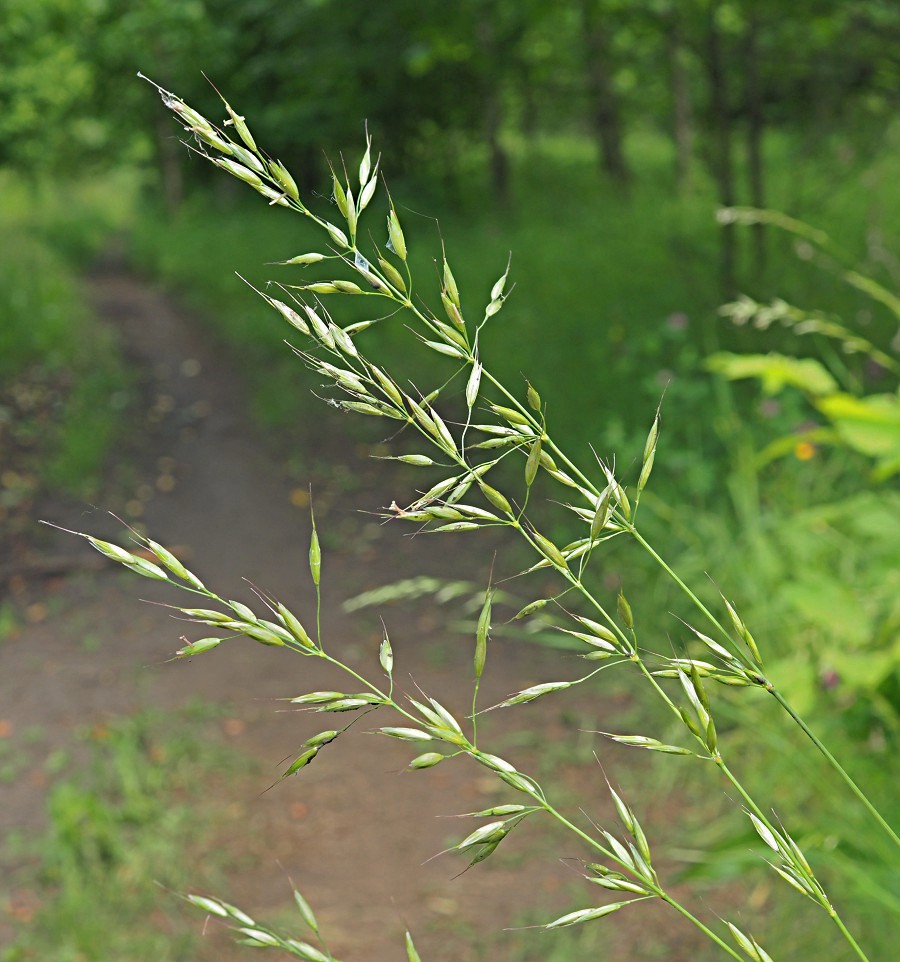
<box><xmin>3</xmin><ymin>0</ymin><xmax>897</xmax><ymax>212</ymax></box>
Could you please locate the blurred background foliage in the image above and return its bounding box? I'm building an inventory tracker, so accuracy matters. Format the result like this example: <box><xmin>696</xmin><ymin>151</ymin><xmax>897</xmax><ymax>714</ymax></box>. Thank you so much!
<box><xmin>2</xmin><ymin>0</ymin><xmax>900</xmax><ymax>957</ymax></box>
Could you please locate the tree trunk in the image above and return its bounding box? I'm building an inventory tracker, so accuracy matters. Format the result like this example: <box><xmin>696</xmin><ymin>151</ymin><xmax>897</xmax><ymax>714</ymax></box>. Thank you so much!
<box><xmin>580</xmin><ymin>0</ymin><xmax>630</xmax><ymax>185</ymax></box>
<box><xmin>666</xmin><ymin>12</ymin><xmax>694</xmax><ymax>193</ymax></box>
<box><xmin>477</xmin><ymin>16</ymin><xmax>511</xmax><ymax>207</ymax></box>
<box><xmin>519</xmin><ymin>63</ymin><xmax>539</xmax><ymax>142</ymax></box>
<box><xmin>484</xmin><ymin>83</ymin><xmax>510</xmax><ymax>206</ymax></box>
<box><xmin>705</xmin><ymin>3</ymin><xmax>736</xmax><ymax>297</ymax></box>
<box><xmin>744</xmin><ymin>13</ymin><xmax>766</xmax><ymax>282</ymax></box>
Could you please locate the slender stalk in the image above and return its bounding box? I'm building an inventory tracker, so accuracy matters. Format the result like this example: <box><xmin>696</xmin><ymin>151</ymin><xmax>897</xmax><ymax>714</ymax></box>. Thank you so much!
<box><xmin>772</xmin><ymin>690</ymin><xmax>900</xmax><ymax>850</ymax></box>
<box><xmin>471</xmin><ymin>677</ymin><xmax>481</xmax><ymax>747</ymax></box>
<box><xmin>531</xmin><ymin>547</ymin><xmax>871</xmax><ymax>958</ymax></box>
<box><xmin>542</xmin><ymin>805</ymin><xmax>745</xmax><ymax>961</ymax></box>
<box><xmin>305</xmin><ymin>640</ymin><xmax>757</xmax><ymax>960</ymax></box>
<box><xmin>631</xmin><ymin>521</ymin><xmax>900</xmax><ymax>853</ymax></box>
<box><xmin>831</xmin><ymin>911</ymin><xmax>873</xmax><ymax>962</ymax></box>
<box><xmin>627</xmin><ymin>525</ymin><xmax>732</xmax><ymax>645</ymax></box>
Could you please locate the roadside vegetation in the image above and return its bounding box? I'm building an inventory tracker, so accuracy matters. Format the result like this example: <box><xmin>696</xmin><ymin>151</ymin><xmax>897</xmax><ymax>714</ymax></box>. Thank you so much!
<box><xmin>2</xmin><ymin>705</ymin><xmax>246</xmax><ymax>962</ymax></box>
<box><xmin>2</xmin><ymin>1</ymin><xmax>898</xmax><ymax>958</ymax></box>
<box><xmin>0</xmin><ymin>175</ymin><xmax>135</xmax><ymax>533</ymax></box>
<box><xmin>62</xmin><ymin>77</ymin><xmax>900</xmax><ymax>961</ymax></box>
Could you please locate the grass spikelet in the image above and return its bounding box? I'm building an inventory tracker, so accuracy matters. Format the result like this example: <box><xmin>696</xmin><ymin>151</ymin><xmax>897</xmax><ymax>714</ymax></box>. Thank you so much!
<box><xmin>387</xmin><ymin>206</ymin><xmax>407</xmax><ymax>260</ymax></box>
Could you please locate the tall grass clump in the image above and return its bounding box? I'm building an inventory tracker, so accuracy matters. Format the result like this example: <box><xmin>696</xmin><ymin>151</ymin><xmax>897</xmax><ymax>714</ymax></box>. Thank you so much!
<box><xmin>0</xmin><ymin>224</ymin><xmax>130</xmax><ymax>498</ymax></box>
<box><xmin>63</xmin><ymin>75</ymin><xmax>899</xmax><ymax>961</ymax></box>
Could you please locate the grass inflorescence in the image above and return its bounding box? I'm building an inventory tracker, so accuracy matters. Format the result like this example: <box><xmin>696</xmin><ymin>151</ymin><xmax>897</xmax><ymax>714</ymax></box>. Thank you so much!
<box><xmin>57</xmin><ymin>75</ymin><xmax>900</xmax><ymax>961</ymax></box>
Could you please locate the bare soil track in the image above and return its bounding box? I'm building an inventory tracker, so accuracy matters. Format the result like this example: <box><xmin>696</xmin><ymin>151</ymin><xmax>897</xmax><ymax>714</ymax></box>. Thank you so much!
<box><xmin>1</xmin><ymin>267</ymin><xmax>705</xmax><ymax>961</ymax></box>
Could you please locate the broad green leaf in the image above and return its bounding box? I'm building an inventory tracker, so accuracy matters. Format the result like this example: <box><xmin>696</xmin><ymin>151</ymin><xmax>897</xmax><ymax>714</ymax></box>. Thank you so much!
<box><xmin>706</xmin><ymin>352</ymin><xmax>838</xmax><ymax>396</ymax></box>
<box><xmin>816</xmin><ymin>392</ymin><xmax>900</xmax><ymax>462</ymax></box>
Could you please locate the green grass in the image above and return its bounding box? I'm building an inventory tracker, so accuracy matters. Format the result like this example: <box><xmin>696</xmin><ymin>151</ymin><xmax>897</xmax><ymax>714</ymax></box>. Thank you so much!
<box><xmin>2</xmin><ymin>704</ymin><xmax>249</xmax><ymax>962</ymax></box>
<box><xmin>0</xmin><ymin>185</ymin><xmax>132</xmax><ymax>498</ymax></box>
<box><xmin>0</xmin><ymin>168</ymin><xmax>140</xmax><ymax>267</ymax></box>
<box><xmin>668</xmin><ymin>693</ymin><xmax>900</xmax><ymax>961</ymax></box>
<box><xmin>127</xmin><ymin>124</ymin><xmax>900</xmax><ymax>504</ymax></box>
<box><xmin>0</xmin><ymin>167</ymin><xmax>140</xmax><ymax>496</ymax></box>
<box><xmin>128</xmin><ymin>130</ymin><xmax>720</xmax><ymax>456</ymax></box>
<box><xmin>85</xmin><ymin>119</ymin><xmax>900</xmax><ymax>961</ymax></box>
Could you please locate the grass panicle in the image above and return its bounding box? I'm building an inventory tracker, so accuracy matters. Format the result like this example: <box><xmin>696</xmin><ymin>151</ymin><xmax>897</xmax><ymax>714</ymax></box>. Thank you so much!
<box><xmin>63</xmin><ymin>78</ymin><xmax>900</xmax><ymax>961</ymax></box>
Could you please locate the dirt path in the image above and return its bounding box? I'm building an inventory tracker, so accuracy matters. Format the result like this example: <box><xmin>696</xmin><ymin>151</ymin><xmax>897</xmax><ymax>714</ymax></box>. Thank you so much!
<box><xmin>1</xmin><ymin>269</ymin><xmax>704</xmax><ymax>961</ymax></box>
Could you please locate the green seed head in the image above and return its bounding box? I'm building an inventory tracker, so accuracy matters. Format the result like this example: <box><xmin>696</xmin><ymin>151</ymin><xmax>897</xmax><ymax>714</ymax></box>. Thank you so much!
<box><xmin>489</xmin><ymin>404</ymin><xmax>531</xmax><ymax>427</ymax></box>
<box><xmin>466</xmin><ymin>361</ymin><xmax>483</xmax><ymax>410</ymax></box>
<box><xmin>690</xmin><ymin>661</ymin><xmax>710</xmax><ymax>712</ymax></box>
<box><xmin>333</xmin><ymin>280</ymin><xmax>363</xmax><ymax>295</ymax></box>
<box><xmin>213</xmin><ymin>157</ymin><xmax>262</xmax><ymax>187</ymax></box>
<box><xmin>440</xmin><ymin>291</ymin><xmax>466</xmax><ymax>330</ymax></box>
<box><xmin>359</xmin><ymin>172</ymin><xmax>378</xmax><ymax>210</ymax></box>
<box><xmin>290</xmin><ymin>691</ymin><xmax>346</xmax><ymax>705</ymax></box>
<box><xmin>525</xmin><ymin>438</ymin><xmax>542</xmax><ymax>488</ymax></box>
<box><xmin>478</xmin><ymin>480</ymin><xmax>512</xmax><ymax>515</ymax></box>
<box><xmin>191</xmin><ymin>125</ymin><xmax>234</xmax><ymax>155</ymax></box>
<box><xmin>332</xmin><ymin>171</ymin><xmax>348</xmax><ymax>217</ymax></box>
<box><xmin>87</xmin><ymin>537</ymin><xmax>137</xmax><ymax>565</ymax></box>
<box><xmin>379</xmin><ymin>727</ymin><xmax>433</xmax><ymax>742</ymax></box>
<box><xmin>409</xmin><ymin>752</ymin><xmax>445</xmax><ymax>770</ymax></box>
<box><xmin>180</xmin><ymin>607</ymin><xmax>232</xmax><ymax>623</ymax></box>
<box><xmin>442</xmin><ymin>258</ymin><xmax>460</xmax><ymax>308</ymax></box>
<box><xmin>283</xmin><ymin>748</ymin><xmax>318</xmax><ymax>778</ymax></box>
<box><xmin>309</xmin><ymin>506</ymin><xmax>321</xmax><ymax>586</ymax></box>
<box><xmin>292</xmin><ymin>890</ymin><xmax>319</xmax><ymax>933</ymax></box>
<box><xmin>531</xmin><ymin>530</ymin><xmax>568</xmax><ymax>569</ymax></box>
<box><xmin>228</xmin><ymin>600</ymin><xmax>257</xmax><ymax>623</ymax></box>
<box><xmin>512</xmin><ymin>598</ymin><xmax>549</xmax><ymax>620</ymax></box>
<box><xmin>277</xmin><ymin>603</ymin><xmax>313</xmax><ymax>648</ymax></box>
<box><xmin>345</xmin><ymin>187</ymin><xmax>358</xmax><ymax>238</ymax></box>
<box><xmin>187</xmin><ymin>894</ymin><xmax>229</xmax><ymax>917</ymax></box>
<box><xmin>406</xmin><ymin>932</ymin><xmax>423</xmax><ymax>962</ymax></box>
<box><xmin>379</xmin><ymin>632</ymin><xmax>394</xmax><ymax>674</ymax></box>
<box><xmin>269</xmin><ymin>159</ymin><xmax>300</xmax><ymax>201</ymax></box>
<box><xmin>228</xmin><ymin>142</ymin><xmax>264</xmax><ymax>174</ymax></box>
<box><xmin>282</xmin><ymin>253</ymin><xmax>324</xmax><ymax>266</ymax></box>
<box><xmin>222</xmin><ymin>101</ymin><xmax>257</xmax><ymax>152</ymax></box>
<box><xmin>124</xmin><ymin>557</ymin><xmax>169</xmax><ymax>580</ymax></box>
<box><xmin>377</xmin><ymin>256</ymin><xmax>406</xmax><ymax>293</ymax></box>
<box><xmin>474</xmin><ymin>588</ymin><xmax>493</xmax><ymax>679</ymax></box>
<box><xmin>617</xmin><ymin>590</ymin><xmax>634</xmax><ymax>629</ymax></box>
<box><xmin>538</xmin><ymin>449</ymin><xmax>558</xmax><ymax>472</ymax></box>
<box><xmin>241</xmin><ymin>624</ymin><xmax>287</xmax><ymax>647</ymax></box>
<box><xmin>643</xmin><ymin>414</ymin><xmax>660</xmax><ymax>462</ymax></box>
<box><xmin>325</xmin><ymin>223</ymin><xmax>349</xmax><ymax>249</ymax></box>
<box><xmin>304</xmin><ymin>730</ymin><xmax>338</xmax><ymax>748</ymax></box>
<box><xmin>704</xmin><ymin>715</ymin><xmax>718</xmax><ymax>754</ymax></box>
<box><xmin>175</xmin><ymin>638</ymin><xmax>222</xmax><ymax>658</ymax></box>
<box><xmin>387</xmin><ymin>207</ymin><xmax>407</xmax><ymax>260</ymax></box>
